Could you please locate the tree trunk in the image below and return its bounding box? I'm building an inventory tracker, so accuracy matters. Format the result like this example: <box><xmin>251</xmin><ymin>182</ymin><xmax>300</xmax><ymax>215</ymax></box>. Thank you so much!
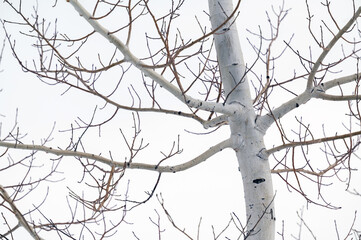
<box><xmin>208</xmin><ymin>0</ymin><xmax>275</xmax><ymax>239</ymax></box>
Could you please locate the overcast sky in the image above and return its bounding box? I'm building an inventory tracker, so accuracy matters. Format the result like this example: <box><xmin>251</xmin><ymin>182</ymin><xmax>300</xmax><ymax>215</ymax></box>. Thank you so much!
<box><xmin>1</xmin><ymin>0</ymin><xmax>361</xmax><ymax>239</ymax></box>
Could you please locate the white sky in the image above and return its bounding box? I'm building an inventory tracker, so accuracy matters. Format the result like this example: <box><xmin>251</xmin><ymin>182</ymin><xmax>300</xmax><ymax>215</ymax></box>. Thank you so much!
<box><xmin>1</xmin><ymin>0</ymin><xmax>361</xmax><ymax>239</ymax></box>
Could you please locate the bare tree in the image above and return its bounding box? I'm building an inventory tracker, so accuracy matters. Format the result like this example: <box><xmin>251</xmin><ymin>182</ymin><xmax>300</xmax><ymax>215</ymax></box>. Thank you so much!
<box><xmin>1</xmin><ymin>0</ymin><xmax>361</xmax><ymax>239</ymax></box>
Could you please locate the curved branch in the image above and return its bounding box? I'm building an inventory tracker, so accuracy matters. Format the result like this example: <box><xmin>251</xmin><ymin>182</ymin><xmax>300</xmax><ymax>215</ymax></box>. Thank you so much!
<box><xmin>271</xmin><ymin>168</ymin><xmax>320</xmax><ymax>176</ymax></box>
<box><xmin>322</xmin><ymin>73</ymin><xmax>361</xmax><ymax>90</ymax></box>
<box><xmin>267</xmin><ymin>130</ymin><xmax>361</xmax><ymax>155</ymax></box>
<box><xmin>314</xmin><ymin>92</ymin><xmax>361</xmax><ymax>101</ymax></box>
<box><xmin>69</xmin><ymin>74</ymin><xmax>206</xmax><ymax>123</ymax></box>
<box><xmin>202</xmin><ymin>115</ymin><xmax>229</xmax><ymax>129</ymax></box>
<box><xmin>0</xmin><ymin>139</ymin><xmax>232</xmax><ymax>173</ymax></box>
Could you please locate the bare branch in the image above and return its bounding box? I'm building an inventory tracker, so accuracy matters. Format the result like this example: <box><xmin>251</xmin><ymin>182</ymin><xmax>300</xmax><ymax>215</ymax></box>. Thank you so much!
<box><xmin>0</xmin><ymin>138</ymin><xmax>231</xmax><ymax>173</ymax></box>
<box><xmin>0</xmin><ymin>185</ymin><xmax>44</xmax><ymax>240</ymax></box>
<box><xmin>66</xmin><ymin>0</ymin><xmax>241</xmax><ymax>115</ymax></box>
<box><xmin>267</xmin><ymin>130</ymin><xmax>361</xmax><ymax>155</ymax></box>
<box><xmin>306</xmin><ymin>6</ymin><xmax>361</xmax><ymax>90</ymax></box>
<box><xmin>257</xmin><ymin>6</ymin><xmax>361</xmax><ymax>131</ymax></box>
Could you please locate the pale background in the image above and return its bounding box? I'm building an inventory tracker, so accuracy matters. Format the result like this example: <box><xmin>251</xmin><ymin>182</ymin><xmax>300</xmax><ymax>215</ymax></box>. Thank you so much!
<box><xmin>1</xmin><ymin>0</ymin><xmax>361</xmax><ymax>239</ymax></box>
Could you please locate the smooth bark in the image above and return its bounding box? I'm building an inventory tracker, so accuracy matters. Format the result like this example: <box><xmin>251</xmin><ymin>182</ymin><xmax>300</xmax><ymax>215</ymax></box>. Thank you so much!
<box><xmin>208</xmin><ymin>0</ymin><xmax>275</xmax><ymax>239</ymax></box>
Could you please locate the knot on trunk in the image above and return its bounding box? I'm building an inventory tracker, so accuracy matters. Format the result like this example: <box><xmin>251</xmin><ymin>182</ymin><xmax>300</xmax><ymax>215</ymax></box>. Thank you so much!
<box><xmin>231</xmin><ymin>133</ymin><xmax>244</xmax><ymax>151</ymax></box>
<box><xmin>256</xmin><ymin>148</ymin><xmax>268</xmax><ymax>160</ymax></box>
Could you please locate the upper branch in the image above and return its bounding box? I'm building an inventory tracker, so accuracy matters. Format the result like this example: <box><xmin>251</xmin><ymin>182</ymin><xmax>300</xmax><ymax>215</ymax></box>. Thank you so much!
<box><xmin>256</xmin><ymin>91</ymin><xmax>312</xmax><ymax>132</ymax></box>
<box><xmin>313</xmin><ymin>73</ymin><xmax>361</xmax><ymax>101</ymax></box>
<box><xmin>306</xmin><ymin>6</ymin><xmax>361</xmax><ymax>90</ymax></box>
<box><xmin>67</xmin><ymin>0</ymin><xmax>239</xmax><ymax>115</ymax></box>
<box><xmin>257</xmin><ymin>6</ymin><xmax>361</xmax><ymax>132</ymax></box>
<box><xmin>257</xmin><ymin>73</ymin><xmax>361</xmax><ymax>131</ymax></box>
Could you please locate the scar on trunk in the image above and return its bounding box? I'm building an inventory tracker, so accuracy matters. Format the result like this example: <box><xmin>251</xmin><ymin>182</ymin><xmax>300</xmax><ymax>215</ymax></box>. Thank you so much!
<box><xmin>253</xmin><ymin>178</ymin><xmax>265</xmax><ymax>184</ymax></box>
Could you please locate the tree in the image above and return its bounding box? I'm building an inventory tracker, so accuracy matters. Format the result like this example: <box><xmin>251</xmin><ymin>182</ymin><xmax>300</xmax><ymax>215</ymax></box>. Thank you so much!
<box><xmin>0</xmin><ymin>0</ymin><xmax>360</xmax><ymax>239</ymax></box>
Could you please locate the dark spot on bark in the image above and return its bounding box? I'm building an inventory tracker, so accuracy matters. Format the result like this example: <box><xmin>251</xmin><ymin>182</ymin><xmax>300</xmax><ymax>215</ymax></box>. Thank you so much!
<box><xmin>232</xmin><ymin>63</ymin><xmax>238</xmax><ymax>66</ymax></box>
<box><xmin>296</xmin><ymin>103</ymin><xmax>299</xmax><ymax>107</ymax></box>
<box><xmin>253</xmin><ymin>178</ymin><xmax>265</xmax><ymax>184</ymax></box>
<box><xmin>223</xmin><ymin>27</ymin><xmax>230</xmax><ymax>31</ymax></box>
<box><xmin>270</xmin><ymin>209</ymin><xmax>275</xmax><ymax>220</ymax></box>
<box><xmin>154</xmin><ymin>165</ymin><xmax>158</xmax><ymax>169</ymax></box>
<box><xmin>177</xmin><ymin>111</ymin><xmax>182</xmax><ymax>115</ymax></box>
<box><xmin>199</xmin><ymin>102</ymin><xmax>202</xmax><ymax>106</ymax></box>
<box><xmin>186</xmin><ymin>100</ymin><xmax>190</xmax><ymax>104</ymax></box>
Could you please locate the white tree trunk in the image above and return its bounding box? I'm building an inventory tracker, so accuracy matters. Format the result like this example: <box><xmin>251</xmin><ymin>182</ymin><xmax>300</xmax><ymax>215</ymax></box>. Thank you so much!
<box><xmin>208</xmin><ymin>0</ymin><xmax>275</xmax><ymax>239</ymax></box>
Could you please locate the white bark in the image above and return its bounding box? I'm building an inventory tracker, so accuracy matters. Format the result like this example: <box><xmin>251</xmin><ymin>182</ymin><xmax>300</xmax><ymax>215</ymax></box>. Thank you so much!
<box><xmin>208</xmin><ymin>0</ymin><xmax>275</xmax><ymax>239</ymax></box>
<box><xmin>0</xmin><ymin>139</ymin><xmax>231</xmax><ymax>173</ymax></box>
<box><xmin>306</xmin><ymin>7</ymin><xmax>361</xmax><ymax>90</ymax></box>
<box><xmin>68</xmin><ymin>0</ymin><xmax>242</xmax><ymax>116</ymax></box>
<box><xmin>258</xmin><ymin>6</ymin><xmax>361</xmax><ymax>132</ymax></box>
<box><xmin>0</xmin><ymin>186</ymin><xmax>44</xmax><ymax>240</ymax></box>
<box><xmin>258</xmin><ymin>73</ymin><xmax>361</xmax><ymax>132</ymax></box>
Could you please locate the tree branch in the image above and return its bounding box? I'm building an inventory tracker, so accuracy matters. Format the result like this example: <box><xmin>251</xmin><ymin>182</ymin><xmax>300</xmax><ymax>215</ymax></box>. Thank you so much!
<box><xmin>202</xmin><ymin>114</ymin><xmax>229</xmax><ymax>129</ymax></box>
<box><xmin>257</xmin><ymin>7</ymin><xmax>361</xmax><ymax>131</ymax></box>
<box><xmin>314</xmin><ymin>92</ymin><xmax>361</xmax><ymax>101</ymax></box>
<box><xmin>0</xmin><ymin>185</ymin><xmax>44</xmax><ymax>240</ymax></box>
<box><xmin>322</xmin><ymin>73</ymin><xmax>361</xmax><ymax>91</ymax></box>
<box><xmin>306</xmin><ymin>6</ymin><xmax>361</xmax><ymax>90</ymax></box>
<box><xmin>267</xmin><ymin>130</ymin><xmax>361</xmax><ymax>155</ymax></box>
<box><xmin>256</xmin><ymin>91</ymin><xmax>312</xmax><ymax>132</ymax></box>
<box><xmin>66</xmin><ymin>0</ymin><xmax>241</xmax><ymax>115</ymax></box>
<box><xmin>257</xmin><ymin>72</ymin><xmax>361</xmax><ymax>131</ymax></box>
<box><xmin>0</xmin><ymin>139</ymin><xmax>231</xmax><ymax>173</ymax></box>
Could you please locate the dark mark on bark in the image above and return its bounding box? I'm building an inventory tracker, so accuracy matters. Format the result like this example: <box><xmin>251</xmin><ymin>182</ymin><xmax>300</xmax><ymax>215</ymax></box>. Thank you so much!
<box><xmin>253</xmin><ymin>178</ymin><xmax>265</xmax><ymax>184</ymax></box>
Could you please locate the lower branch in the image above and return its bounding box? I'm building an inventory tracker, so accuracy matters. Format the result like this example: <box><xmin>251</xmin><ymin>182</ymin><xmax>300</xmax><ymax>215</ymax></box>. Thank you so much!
<box><xmin>0</xmin><ymin>185</ymin><xmax>44</xmax><ymax>240</ymax></box>
<box><xmin>0</xmin><ymin>139</ymin><xmax>231</xmax><ymax>173</ymax></box>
